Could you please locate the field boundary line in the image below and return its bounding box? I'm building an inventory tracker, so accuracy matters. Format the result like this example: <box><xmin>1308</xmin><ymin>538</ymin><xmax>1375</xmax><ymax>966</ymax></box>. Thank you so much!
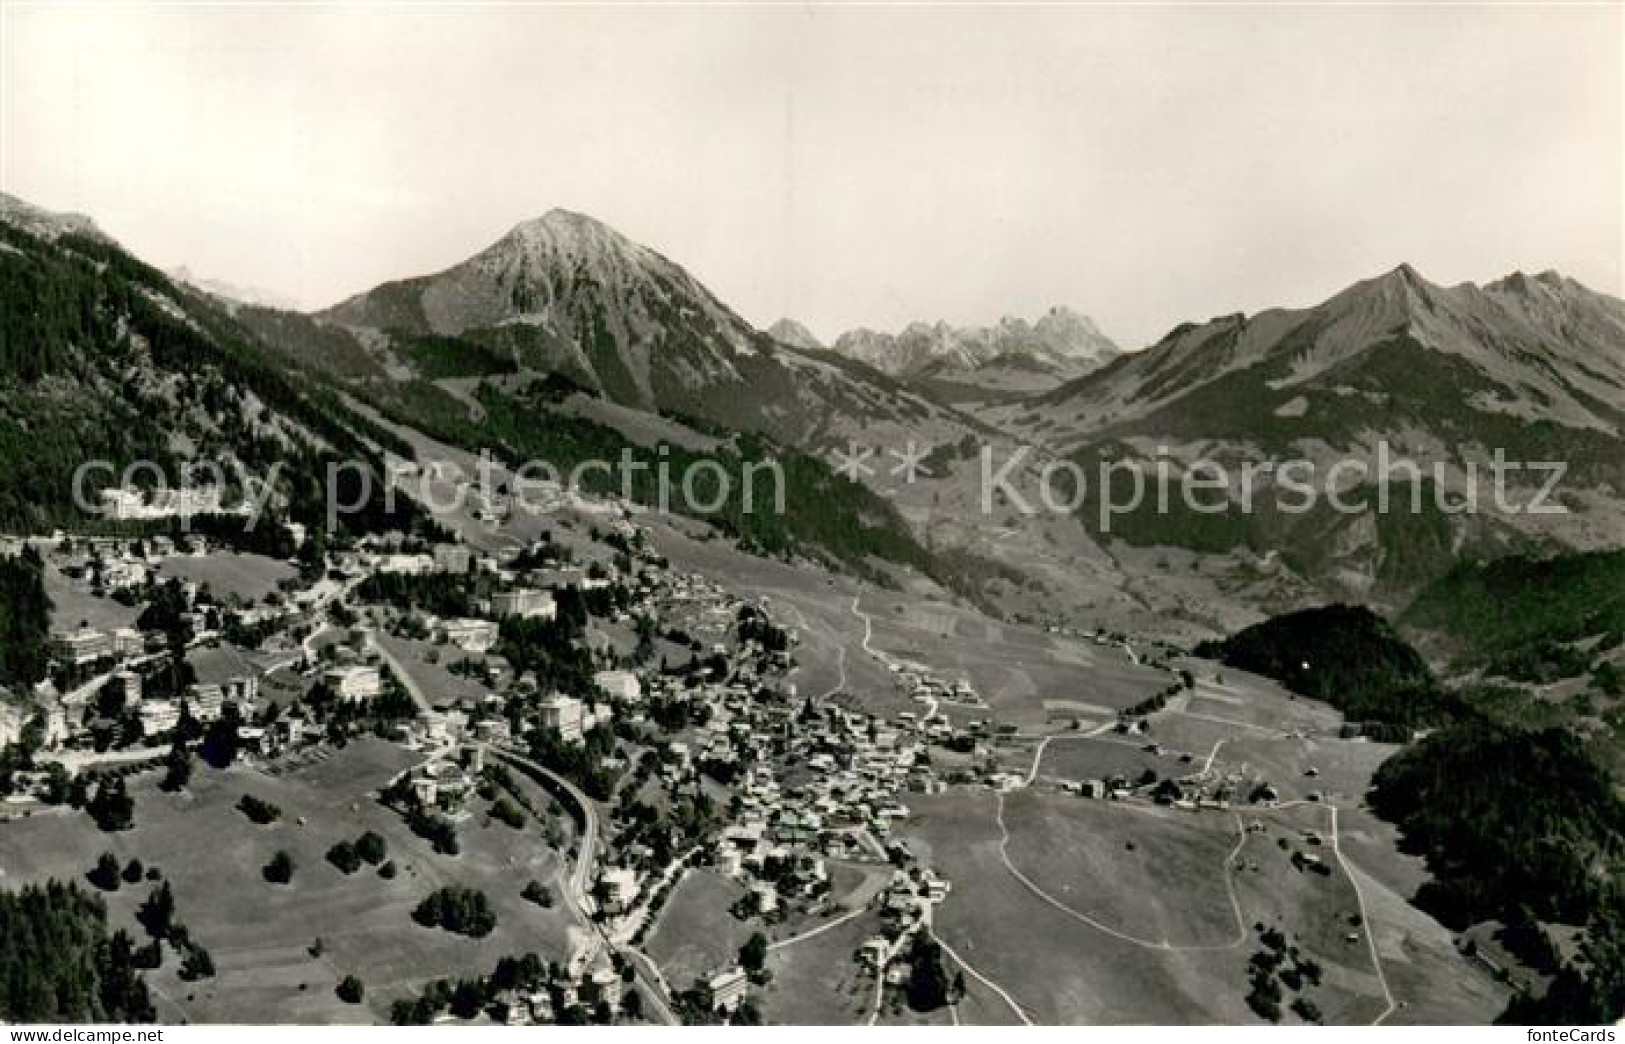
<box><xmin>768</xmin><ymin>903</ymin><xmax>869</xmax><ymax>953</ymax></box>
<box><xmin>1329</xmin><ymin>805</ymin><xmax>1398</xmax><ymax>1024</ymax></box>
<box><xmin>994</xmin><ymin>793</ymin><xmax>1249</xmax><ymax>952</ymax></box>
<box><xmin>931</xmin><ymin>929</ymin><xmax>1035</xmax><ymax>1026</ymax></box>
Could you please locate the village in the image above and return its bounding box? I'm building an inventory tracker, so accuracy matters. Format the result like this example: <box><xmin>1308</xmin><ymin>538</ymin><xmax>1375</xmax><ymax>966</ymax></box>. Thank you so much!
<box><xmin>0</xmin><ymin>458</ymin><xmax>1323</xmax><ymax>1029</ymax></box>
<box><xmin>0</xmin><ymin>508</ymin><xmax>1030</xmax><ymax>1025</ymax></box>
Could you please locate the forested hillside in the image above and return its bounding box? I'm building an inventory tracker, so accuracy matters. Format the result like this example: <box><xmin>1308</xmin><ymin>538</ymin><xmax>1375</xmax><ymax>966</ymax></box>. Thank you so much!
<box><xmin>1193</xmin><ymin>604</ymin><xmax>1456</xmax><ymax>735</ymax></box>
<box><xmin>1402</xmin><ymin>550</ymin><xmax>1625</xmax><ymax>682</ymax></box>
<box><xmin>0</xmin><ymin>215</ymin><xmax>424</xmax><ymax>543</ymax></box>
<box><xmin>0</xmin><ymin>881</ymin><xmax>155</xmax><ymax>1023</ymax></box>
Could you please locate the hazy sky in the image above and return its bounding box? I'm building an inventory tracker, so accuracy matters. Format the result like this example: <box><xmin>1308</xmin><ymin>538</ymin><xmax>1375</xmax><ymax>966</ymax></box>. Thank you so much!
<box><xmin>3</xmin><ymin>4</ymin><xmax>1620</xmax><ymax>347</ymax></box>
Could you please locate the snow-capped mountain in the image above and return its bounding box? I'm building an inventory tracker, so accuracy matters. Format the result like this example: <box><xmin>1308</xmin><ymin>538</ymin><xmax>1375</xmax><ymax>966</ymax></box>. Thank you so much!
<box><xmin>830</xmin><ymin>307</ymin><xmax>1120</xmax><ymax>390</ymax></box>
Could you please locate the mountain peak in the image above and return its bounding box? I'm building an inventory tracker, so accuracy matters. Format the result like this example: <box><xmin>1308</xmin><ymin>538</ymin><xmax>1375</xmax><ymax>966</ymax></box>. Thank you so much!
<box><xmin>767</xmin><ymin>318</ymin><xmax>825</xmax><ymax>353</ymax></box>
<box><xmin>1487</xmin><ymin>268</ymin><xmax>1577</xmax><ymax>297</ymax></box>
<box><xmin>1373</xmin><ymin>261</ymin><xmax>1431</xmax><ymax>291</ymax></box>
<box><xmin>495</xmin><ymin>208</ymin><xmax>640</xmax><ymax>259</ymax></box>
<box><xmin>829</xmin><ymin>307</ymin><xmax>1118</xmax><ymax>383</ymax></box>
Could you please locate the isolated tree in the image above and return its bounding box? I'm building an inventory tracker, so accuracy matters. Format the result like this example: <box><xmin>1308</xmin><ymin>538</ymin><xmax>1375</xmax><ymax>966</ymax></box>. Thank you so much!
<box><xmin>179</xmin><ymin>943</ymin><xmax>215</xmax><ymax>981</ymax></box>
<box><xmin>264</xmin><ymin>850</ymin><xmax>296</xmax><ymax>885</ymax></box>
<box><xmin>326</xmin><ymin>841</ymin><xmax>362</xmax><ymax>875</ymax></box>
<box><xmin>137</xmin><ymin>882</ymin><xmax>175</xmax><ymax>939</ymax></box>
<box><xmin>88</xmin><ymin>851</ymin><xmax>122</xmax><ymax>891</ymax></box>
<box><xmin>354</xmin><ymin>831</ymin><xmax>387</xmax><ymax>865</ymax></box>
<box><xmin>160</xmin><ymin>741</ymin><xmax>192</xmax><ymax>792</ymax></box>
<box><xmin>903</xmin><ymin>934</ymin><xmax>953</xmax><ymax>1012</ymax></box>
<box><xmin>87</xmin><ymin>777</ymin><xmax>134</xmax><ymax>832</ymax></box>
<box><xmin>336</xmin><ymin>975</ymin><xmax>365</xmax><ymax>1004</ymax></box>
<box><xmin>739</xmin><ymin>932</ymin><xmax>768</xmax><ymax>975</ymax></box>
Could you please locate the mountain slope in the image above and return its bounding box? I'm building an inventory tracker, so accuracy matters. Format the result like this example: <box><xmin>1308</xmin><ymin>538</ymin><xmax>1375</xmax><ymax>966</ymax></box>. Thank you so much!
<box><xmin>767</xmin><ymin>318</ymin><xmax>825</xmax><ymax>353</ymax></box>
<box><xmin>0</xmin><ymin>194</ymin><xmax>421</xmax><ymax>542</ymax></box>
<box><xmin>982</xmin><ymin>265</ymin><xmax>1625</xmax><ymax>599</ymax></box>
<box><xmin>316</xmin><ymin>210</ymin><xmax>978</xmax><ymax>451</ymax></box>
<box><xmin>1002</xmin><ymin>265</ymin><xmax>1625</xmax><ymax>457</ymax></box>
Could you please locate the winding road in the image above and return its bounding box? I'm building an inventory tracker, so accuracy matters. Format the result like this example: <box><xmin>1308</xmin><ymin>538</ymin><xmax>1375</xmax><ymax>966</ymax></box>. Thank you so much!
<box><xmin>488</xmin><ymin>745</ymin><xmax>678</xmax><ymax>1025</ymax></box>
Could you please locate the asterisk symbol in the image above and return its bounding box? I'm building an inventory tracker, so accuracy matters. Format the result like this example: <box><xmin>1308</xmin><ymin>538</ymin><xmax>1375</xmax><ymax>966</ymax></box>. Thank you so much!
<box><xmin>829</xmin><ymin>442</ymin><xmax>876</xmax><ymax>482</ymax></box>
<box><xmin>889</xmin><ymin>441</ymin><xmax>932</xmax><ymax>484</ymax></box>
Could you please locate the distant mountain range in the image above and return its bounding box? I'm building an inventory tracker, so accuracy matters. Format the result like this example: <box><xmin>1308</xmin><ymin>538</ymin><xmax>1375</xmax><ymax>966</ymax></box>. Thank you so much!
<box><xmin>6</xmin><ymin>189</ymin><xmax>1622</xmax><ymax>616</ymax></box>
<box><xmin>989</xmin><ymin>262</ymin><xmax>1625</xmax><ymax>597</ymax></box>
<box><xmin>1003</xmin><ymin>264</ymin><xmax>1625</xmax><ymax>452</ymax></box>
<box><xmin>766</xmin><ymin>318</ymin><xmax>825</xmax><ymax>354</ymax></box>
<box><xmin>793</xmin><ymin>307</ymin><xmax>1120</xmax><ymax>398</ymax></box>
<box><xmin>167</xmin><ymin>266</ymin><xmax>301</xmax><ymax>312</ymax></box>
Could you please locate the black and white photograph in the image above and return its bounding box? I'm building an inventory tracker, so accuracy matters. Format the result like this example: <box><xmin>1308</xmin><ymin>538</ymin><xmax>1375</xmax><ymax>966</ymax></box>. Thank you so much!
<box><xmin>0</xmin><ymin>0</ymin><xmax>1621</xmax><ymax>1032</ymax></box>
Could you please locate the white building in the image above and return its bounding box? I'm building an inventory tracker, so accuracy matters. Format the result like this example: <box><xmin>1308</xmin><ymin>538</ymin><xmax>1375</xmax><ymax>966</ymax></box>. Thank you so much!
<box><xmin>537</xmin><ymin>692</ymin><xmax>584</xmax><ymax>742</ymax></box>
<box><xmin>432</xmin><ymin>544</ymin><xmax>472</xmax><ymax>574</ymax></box>
<box><xmin>138</xmin><ymin>699</ymin><xmax>180</xmax><ymax>736</ymax></box>
<box><xmin>185</xmin><ymin>682</ymin><xmax>225</xmax><ymax>722</ymax></box>
<box><xmin>111</xmin><ymin>628</ymin><xmax>144</xmax><ymax>658</ymax></box>
<box><xmin>594</xmin><ymin>669</ymin><xmax>642</xmax><ymax>704</ymax></box>
<box><xmin>0</xmin><ymin>701</ymin><xmax>26</xmax><ymax>749</ymax></box>
<box><xmin>324</xmin><ymin>665</ymin><xmax>383</xmax><ymax>703</ymax></box>
<box><xmin>491</xmin><ymin>588</ymin><xmax>556</xmax><ymax>621</ymax></box>
<box><xmin>378</xmin><ymin>553</ymin><xmax>434</xmax><ymax>576</ymax></box>
<box><xmin>98</xmin><ymin>489</ymin><xmax>146</xmax><ymax>521</ymax></box>
<box><xmin>438</xmin><ymin>618</ymin><xmax>499</xmax><ymax>653</ymax></box>
<box><xmin>706</xmin><ymin>968</ymin><xmax>749</xmax><ymax>1013</ymax></box>
<box><xmin>598</xmin><ymin>867</ymin><xmax>641</xmax><ymax>913</ymax></box>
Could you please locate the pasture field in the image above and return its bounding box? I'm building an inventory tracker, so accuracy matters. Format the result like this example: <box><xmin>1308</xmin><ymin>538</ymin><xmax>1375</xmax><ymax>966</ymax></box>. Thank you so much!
<box><xmin>860</xmin><ymin>594</ymin><xmax>1170</xmax><ymax>727</ymax></box>
<box><xmin>655</xmin><ymin>521</ymin><xmax>1174</xmax><ymax>727</ymax></box>
<box><xmin>0</xmin><ymin>739</ymin><xmax>576</xmax><ymax>1024</ymax></box>
<box><xmin>374</xmin><ymin>633</ymin><xmax>491</xmax><ymax>710</ymax></box>
<box><xmin>157</xmin><ymin>552</ymin><xmax>297</xmax><ymax>604</ymax></box>
<box><xmin>45</xmin><ymin>565</ymin><xmax>141</xmax><ymax>631</ymax></box>
<box><xmin>896</xmin><ymin>784</ymin><xmax>1503</xmax><ymax>1025</ymax></box>
<box><xmin>898</xmin><ymin>791</ymin><xmax>1242</xmax><ymax>1023</ymax></box>
<box><xmin>760</xmin><ymin>909</ymin><xmax>884</xmax><ymax>1025</ymax></box>
<box><xmin>1035</xmin><ymin>734</ymin><xmax>1191</xmax><ymax>784</ymax></box>
<box><xmin>642</xmin><ymin>869</ymin><xmax>755</xmax><ymax>992</ymax></box>
<box><xmin>999</xmin><ymin>790</ymin><xmax>1246</xmax><ymax>950</ymax></box>
<box><xmin>1174</xmin><ymin>662</ymin><xmax>1344</xmax><ymax>734</ymax></box>
<box><xmin>1214</xmin><ymin>731</ymin><xmax>1398</xmax><ymax>806</ymax></box>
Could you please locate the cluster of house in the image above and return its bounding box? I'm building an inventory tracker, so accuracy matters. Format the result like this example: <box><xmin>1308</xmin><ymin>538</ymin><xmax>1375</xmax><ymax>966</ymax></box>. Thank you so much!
<box><xmin>131</xmin><ymin>671</ymin><xmax>260</xmax><ymax>735</ymax></box>
<box><xmin>564</xmin><ymin>575</ymin><xmax>976</xmax><ymax>1013</ymax></box>
<box><xmin>491</xmin><ymin>965</ymin><xmax>629</xmax><ymax>1026</ymax></box>
<box><xmin>856</xmin><ymin>858</ymin><xmax>955</xmax><ymax>990</ymax></box>
<box><xmin>890</xmin><ymin>663</ymin><xmax>986</xmax><ymax>710</ymax></box>
<box><xmin>517</xmin><ymin>669</ymin><xmax>642</xmax><ymax>745</ymax></box>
